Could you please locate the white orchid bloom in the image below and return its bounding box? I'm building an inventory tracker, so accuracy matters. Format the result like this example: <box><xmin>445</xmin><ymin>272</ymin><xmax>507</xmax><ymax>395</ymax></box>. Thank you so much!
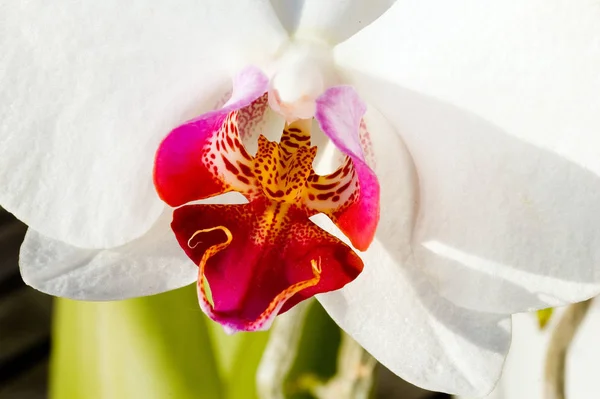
<box><xmin>2</xmin><ymin>1</ymin><xmax>600</xmax><ymax>396</ymax></box>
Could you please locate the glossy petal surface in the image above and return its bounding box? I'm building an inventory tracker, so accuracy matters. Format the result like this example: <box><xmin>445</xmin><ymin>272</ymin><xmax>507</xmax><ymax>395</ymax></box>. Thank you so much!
<box><xmin>316</xmin><ymin>106</ymin><xmax>510</xmax><ymax>396</ymax></box>
<box><xmin>0</xmin><ymin>1</ymin><xmax>287</xmax><ymax>248</ymax></box>
<box><xmin>336</xmin><ymin>1</ymin><xmax>600</xmax><ymax>313</ymax></box>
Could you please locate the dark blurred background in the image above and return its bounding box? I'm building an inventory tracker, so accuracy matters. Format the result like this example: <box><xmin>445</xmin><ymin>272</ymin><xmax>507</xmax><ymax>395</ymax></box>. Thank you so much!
<box><xmin>0</xmin><ymin>209</ymin><xmax>51</xmax><ymax>398</ymax></box>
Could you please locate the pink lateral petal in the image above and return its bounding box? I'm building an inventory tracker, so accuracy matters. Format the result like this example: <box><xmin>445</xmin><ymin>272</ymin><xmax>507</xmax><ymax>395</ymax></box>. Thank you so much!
<box><xmin>315</xmin><ymin>86</ymin><xmax>380</xmax><ymax>251</ymax></box>
<box><xmin>171</xmin><ymin>198</ymin><xmax>363</xmax><ymax>333</ymax></box>
<box><xmin>154</xmin><ymin>66</ymin><xmax>268</xmax><ymax>207</ymax></box>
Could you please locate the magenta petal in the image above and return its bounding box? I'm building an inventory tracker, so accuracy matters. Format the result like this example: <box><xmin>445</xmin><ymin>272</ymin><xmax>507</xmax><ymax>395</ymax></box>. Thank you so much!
<box><xmin>154</xmin><ymin>66</ymin><xmax>268</xmax><ymax>207</ymax></box>
<box><xmin>315</xmin><ymin>86</ymin><xmax>380</xmax><ymax>251</ymax></box>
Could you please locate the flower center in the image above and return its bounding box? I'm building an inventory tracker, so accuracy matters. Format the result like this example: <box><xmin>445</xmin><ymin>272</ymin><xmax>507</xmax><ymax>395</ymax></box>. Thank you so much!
<box><xmin>268</xmin><ymin>40</ymin><xmax>337</xmax><ymax>122</ymax></box>
<box><xmin>254</xmin><ymin>119</ymin><xmax>317</xmax><ymax>203</ymax></box>
<box><xmin>205</xmin><ymin>109</ymin><xmax>359</xmax><ymax>224</ymax></box>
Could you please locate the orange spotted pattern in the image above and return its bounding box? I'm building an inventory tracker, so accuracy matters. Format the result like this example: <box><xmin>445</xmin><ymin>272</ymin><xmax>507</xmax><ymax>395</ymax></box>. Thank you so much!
<box><xmin>202</xmin><ymin>112</ymin><xmax>362</xmax><ymax>238</ymax></box>
<box><xmin>201</xmin><ymin>112</ymin><xmax>258</xmax><ymax>196</ymax></box>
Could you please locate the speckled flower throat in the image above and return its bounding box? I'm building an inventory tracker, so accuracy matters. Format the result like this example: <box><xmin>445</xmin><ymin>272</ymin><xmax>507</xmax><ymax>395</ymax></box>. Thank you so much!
<box><xmin>204</xmin><ymin>112</ymin><xmax>360</xmax><ymax>220</ymax></box>
<box><xmin>154</xmin><ymin>67</ymin><xmax>380</xmax><ymax>333</ymax></box>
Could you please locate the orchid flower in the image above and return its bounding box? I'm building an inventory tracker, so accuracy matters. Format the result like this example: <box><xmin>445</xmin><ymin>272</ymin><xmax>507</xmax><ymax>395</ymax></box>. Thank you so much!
<box><xmin>154</xmin><ymin>70</ymin><xmax>379</xmax><ymax>333</ymax></box>
<box><xmin>2</xmin><ymin>1</ymin><xmax>600</xmax><ymax>396</ymax></box>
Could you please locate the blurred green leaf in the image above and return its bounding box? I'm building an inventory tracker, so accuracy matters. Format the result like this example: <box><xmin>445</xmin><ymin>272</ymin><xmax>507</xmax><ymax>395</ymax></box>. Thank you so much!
<box><xmin>284</xmin><ymin>301</ymin><xmax>341</xmax><ymax>399</ymax></box>
<box><xmin>206</xmin><ymin>319</ymin><xmax>271</xmax><ymax>399</ymax></box>
<box><xmin>257</xmin><ymin>300</ymin><xmax>376</xmax><ymax>399</ymax></box>
<box><xmin>207</xmin><ymin>321</ymin><xmax>245</xmax><ymax>379</ymax></box>
<box><xmin>50</xmin><ymin>285</ymin><xmax>372</xmax><ymax>399</ymax></box>
<box><xmin>50</xmin><ymin>284</ymin><xmax>222</xmax><ymax>399</ymax></box>
<box><xmin>537</xmin><ymin>307</ymin><xmax>554</xmax><ymax>329</ymax></box>
<box><xmin>225</xmin><ymin>330</ymin><xmax>271</xmax><ymax>399</ymax></box>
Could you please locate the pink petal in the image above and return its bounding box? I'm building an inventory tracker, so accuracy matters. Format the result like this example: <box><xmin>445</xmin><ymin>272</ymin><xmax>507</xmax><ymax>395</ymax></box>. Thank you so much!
<box><xmin>314</xmin><ymin>86</ymin><xmax>380</xmax><ymax>251</ymax></box>
<box><xmin>154</xmin><ymin>66</ymin><xmax>269</xmax><ymax>206</ymax></box>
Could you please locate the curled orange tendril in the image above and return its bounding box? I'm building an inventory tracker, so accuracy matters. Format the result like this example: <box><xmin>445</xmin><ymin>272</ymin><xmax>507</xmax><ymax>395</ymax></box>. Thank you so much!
<box><xmin>188</xmin><ymin>225</ymin><xmax>322</xmax><ymax>331</ymax></box>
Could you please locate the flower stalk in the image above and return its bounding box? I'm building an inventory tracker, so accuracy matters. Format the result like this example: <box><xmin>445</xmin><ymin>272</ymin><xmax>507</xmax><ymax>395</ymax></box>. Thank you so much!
<box><xmin>544</xmin><ymin>299</ymin><xmax>593</xmax><ymax>399</ymax></box>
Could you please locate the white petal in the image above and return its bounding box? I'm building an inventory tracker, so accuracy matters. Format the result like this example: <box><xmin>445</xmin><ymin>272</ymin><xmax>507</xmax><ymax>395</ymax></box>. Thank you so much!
<box><xmin>317</xmin><ymin>227</ymin><xmax>510</xmax><ymax>396</ymax></box>
<box><xmin>315</xmin><ymin>107</ymin><xmax>510</xmax><ymax>396</ymax></box>
<box><xmin>20</xmin><ymin>192</ymin><xmax>248</xmax><ymax>300</ymax></box>
<box><xmin>20</xmin><ymin>209</ymin><xmax>195</xmax><ymax>300</ymax></box>
<box><xmin>333</xmin><ymin>0</ymin><xmax>600</xmax><ymax>313</ymax></box>
<box><xmin>0</xmin><ymin>1</ymin><xmax>288</xmax><ymax>248</ymax></box>
<box><xmin>360</xmin><ymin>73</ymin><xmax>600</xmax><ymax>313</ymax></box>
<box><xmin>270</xmin><ymin>0</ymin><xmax>396</xmax><ymax>44</ymax></box>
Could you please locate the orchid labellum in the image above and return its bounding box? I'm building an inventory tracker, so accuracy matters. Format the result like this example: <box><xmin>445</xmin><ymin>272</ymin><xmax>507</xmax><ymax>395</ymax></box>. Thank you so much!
<box><xmin>2</xmin><ymin>0</ymin><xmax>600</xmax><ymax>396</ymax></box>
